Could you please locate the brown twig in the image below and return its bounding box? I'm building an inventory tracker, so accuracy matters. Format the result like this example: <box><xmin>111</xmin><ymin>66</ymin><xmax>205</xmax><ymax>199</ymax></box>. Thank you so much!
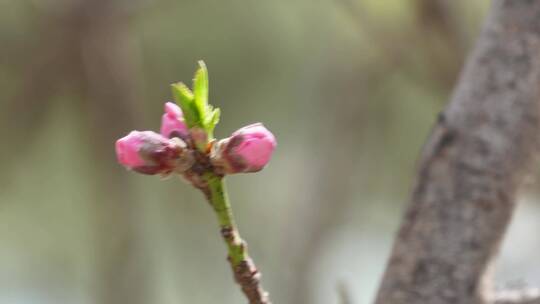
<box><xmin>229</xmin><ymin>257</ymin><xmax>270</xmax><ymax>304</ymax></box>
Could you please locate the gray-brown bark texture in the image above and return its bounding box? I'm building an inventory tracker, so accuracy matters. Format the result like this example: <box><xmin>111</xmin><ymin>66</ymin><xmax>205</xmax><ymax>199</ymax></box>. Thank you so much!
<box><xmin>374</xmin><ymin>1</ymin><xmax>540</xmax><ymax>304</ymax></box>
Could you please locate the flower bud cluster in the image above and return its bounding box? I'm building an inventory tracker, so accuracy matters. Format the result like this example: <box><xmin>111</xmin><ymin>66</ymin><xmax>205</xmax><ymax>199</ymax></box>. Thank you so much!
<box><xmin>115</xmin><ymin>102</ymin><xmax>276</xmax><ymax>178</ymax></box>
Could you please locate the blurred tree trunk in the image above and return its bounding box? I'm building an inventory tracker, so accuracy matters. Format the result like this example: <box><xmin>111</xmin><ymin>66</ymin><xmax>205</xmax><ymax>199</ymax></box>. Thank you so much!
<box><xmin>5</xmin><ymin>1</ymin><xmax>149</xmax><ymax>303</ymax></box>
<box><xmin>415</xmin><ymin>0</ymin><xmax>466</xmax><ymax>91</ymax></box>
<box><xmin>375</xmin><ymin>1</ymin><xmax>540</xmax><ymax>303</ymax></box>
<box><xmin>288</xmin><ymin>1</ymin><xmax>468</xmax><ymax>303</ymax></box>
<box><xmin>286</xmin><ymin>71</ymin><xmax>369</xmax><ymax>304</ymax></box>
<box><xmin>73</xmin><ymin>2</ymin><xmax>150</xmax><ymax>304</ymax></box>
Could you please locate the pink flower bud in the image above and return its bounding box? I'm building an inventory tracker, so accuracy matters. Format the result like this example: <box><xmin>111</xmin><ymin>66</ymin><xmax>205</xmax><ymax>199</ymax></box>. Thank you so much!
<box><xmin>160</xmin><ymin>102</ymin><xmax>188</xmax><ymax>139</ymax></box>
<box><xmin>213</xmin><ymin>123</ymin><xmax>276</xmax><ymax>174</ymax></box>
<box><xmin>115</xmin><ymin>130</ymin><xmax>185</xmax><ymax>175</ymax></box>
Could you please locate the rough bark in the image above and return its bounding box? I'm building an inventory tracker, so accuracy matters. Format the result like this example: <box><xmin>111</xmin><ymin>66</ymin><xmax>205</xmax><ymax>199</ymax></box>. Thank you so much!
<box><xmin>374</xmin><ymin>1</ymin><xmax>540</xmax><ymax>304</ymax></box>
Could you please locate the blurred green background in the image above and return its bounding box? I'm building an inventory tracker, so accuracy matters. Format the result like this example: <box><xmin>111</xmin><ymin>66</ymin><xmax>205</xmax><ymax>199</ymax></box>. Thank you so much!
<box><xmin>1</xmin><ymin>0</ymin><xmax>539</xmax><ymax>303</ymax></box>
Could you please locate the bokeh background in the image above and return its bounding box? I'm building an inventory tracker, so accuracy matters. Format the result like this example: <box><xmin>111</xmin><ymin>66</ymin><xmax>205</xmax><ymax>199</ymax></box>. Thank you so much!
<box><xmin>2</xmin><ymin>0</ymin><xmax>540</xmax><ymax>303</ymax></box>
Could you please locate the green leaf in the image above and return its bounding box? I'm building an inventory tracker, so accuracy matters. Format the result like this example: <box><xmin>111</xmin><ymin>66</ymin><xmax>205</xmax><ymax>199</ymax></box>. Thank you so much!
<box><xmin>193</xmin><ymin>60</ymin><xmax>209</xmax><ymax>120</ymax></box>
<box><xmin>205</xmin><ymin>107</ymin><xmax>220</xmax><ymax>138</ymax></box>
<box><xmin>170</xmin><ymin>61</ymin><xmax>221</xmax><ymax>144</ymax></box>
<box><xmin>210</xmin><ymin>107</ymin><xmax>220</xmax><ymax>130</ymax></box>
<box><xmin>171</xmin><ymin>82</ymin><xmax>199</xmax><ymax>128</ymax></box>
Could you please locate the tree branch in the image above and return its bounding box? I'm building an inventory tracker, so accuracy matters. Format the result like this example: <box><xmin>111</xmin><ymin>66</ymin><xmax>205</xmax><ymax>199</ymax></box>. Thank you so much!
<box><xmin>374</xmin><ymin>1</ymin><xmax>540</xmax><ymax>303</ymax></box>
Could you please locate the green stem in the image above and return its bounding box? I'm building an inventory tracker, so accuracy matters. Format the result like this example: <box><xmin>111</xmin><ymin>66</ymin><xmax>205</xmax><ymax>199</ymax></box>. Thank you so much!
<box><xmin>205</xmin><ymin>173</ymin><xmax>245</xmax><ymax>265</ymax></box>
<box><xmin>203</xmin><ymin>173</ymin><xmax>271</xmax><ymax>304</ymax></box>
